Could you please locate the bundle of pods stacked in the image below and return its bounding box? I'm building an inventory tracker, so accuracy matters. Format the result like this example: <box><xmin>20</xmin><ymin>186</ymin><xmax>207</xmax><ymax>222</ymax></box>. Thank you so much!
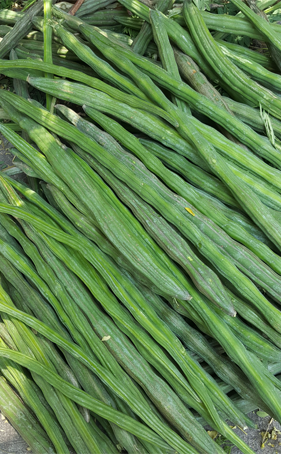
<box><xmin>0</xmin><ymin>0</ymin><xmax>281</xmax><ymax>452</ymax></box>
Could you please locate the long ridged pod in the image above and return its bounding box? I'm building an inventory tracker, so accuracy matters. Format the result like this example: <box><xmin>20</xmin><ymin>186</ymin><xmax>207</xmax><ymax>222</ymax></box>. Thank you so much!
<box><xmin>130</xmin><ymin>283</ymin><xmax>272</xmax><ymax>413</ymax></box>
<box><xmin>15</xmin><ymin>47</ymin><xmax>99</xmax><ymax>77</ymax></box>
<box><xmin>174</xmin><ymin>48</ymin><xmax>234</xmax><ymax>114</ymax></box>
<box><xmin>4</xmin><ymin>217</ymin><xmax>118</xmax><ymax>365</ymax></box>
<box><xmin>209</xmin><ymin>303</ymin><xmax>281</xmax><ymax>362</ymax></box>
<box><xmin>52</xmin><ymin>155</ymin><xmax>262</xmax><ymax>428</ymax></box>
<box><xmin>76</xmin><ymin>0</ymin><xmax>116</xmax><ymax>17</ymax></box>
<box><xmin>78</xmin><ymin>11</ymin><xmax>281</xmax><ymax>167</ymax></box>
<box><xmin>169</xmin><ymin>116</ymin><xmax>281</xmax><ymax>255</ymax></box>
<box><xmin>77</xmin><ymin>25</ymin><xmax>281</xmax><ymax>207</ymax></box>
<box><xmin>50</xmin><ymin>19</ymin><xmax>149</xmax><ymax>99</ymax></box>
<box><xmin>0</xmin><ymin>236</ymin><xmax>96</xmax><ymax>358</ymax></box>
<box><xmin>190</xmin><ymin>117</ymin><xmax>281</xmax><ymax>197</ymax></box>
<box><xmin>1</xmin><ymin>193</ymin><xmax>258</xmax><ymax>438</ymax></box>
<box><xmin>26</xmin><ymin>77</ymin><xmax>189</xmax><ymax>157</ymax></box>
<box><xmin>0</xmin><ymin>221</ymin><xmax>25</xmax><ymax>257</ymax></box>
<box><xmin>0</xmin><ymin>58</ymin><xmax>177</xmax><ymax>126</ymax></box>
<box><xmin>43</xmin><ymin>184</ymin><xmax>171</xmax><ymax>297</ymax></box>
<box><xmin>1</xmin><ymin>327</ymin><xmax>109</xmax><ymax>454</ymax></box>
<box><xmin>0</xmin><ymin>216</ymin><xmax>113</xmax><ymax>427</ymax></box>
<box><xmin>0</xmin><ymin>291</ymin><xmax>255</xmax><ymax>454</ymax></box>
<box><xmin>8</xmin><ymin>90</ymin><xmax>278</xmax><ymax>308</ymax></box>
<box><xmin>102</xmin><ymin>0</ymin><xmax>215</xmax><ymax>78</ymax></box>
<box><xmin>0</xmin><ymin>288</ymin><xmax>215</xmax><ymax>454</ymax></box>
<box><xmin>10</xmin><ymin>49</ymin><xmax>30</xmax><ymax>102</ymax></box>
<box><xmin>218</xmin><ymin>42</ymin><xmax>281</xmax><ymax>93</ymax></box>
<box><xmin>130</xmin><ymin>0</ymin><xmax>171</xmax><ymax>59</ymax></box>
<box><xmin>2</xmin><ymin>180</ymin><xmax>278</xmax><ymax>426</ymax></box>
<box><xmin>27</xmin><ymin>338</ymin><xmax>106</xmax><ymax>453</ymax></box>
<box><xmin>70</xmin><ymin>149</ymin><xmax>281</xmax><ymax>364</ymax></box>
<box><xmin>57</xmin><ymin>111</ymin><xmax>233</xmax><ymax>313</ymax></box>
<box><xmin>0</xmin><ymin>233</ymin><xmax>150</xmax><ymax>454</ymax></box>
<box><xmin>0</xmin><ymin>375</ymin><xmax>56</xmax><ymax>454</ymax></box>
<box><xmin>3</xmin><ymin>57</ymin><xmax>280</xmax><ymax>195</ymax></box>
<box><xmin>0</xmin><ymin>0</ymin><xmax>43</xmax><ymax>58</ymax></box>
<box><xmin>0</xmin><ymin>105</ymin><xmax>189</xmax><ymax>301</ymax></box>
<box><xmin>150</xmin><ymin>9</ymin><xmax>190</xmax><ymax>113</ymax></box>
<box><xmin>17</xmin><ymin>40</ymin><xmax>78</xmax><ymax>59</ymax></box>
<box><xmin>0</xmin><ymin>178</ymin><xmax>236</xmax><ymax>446</ymax></box>
<box><xmin>40</xmin><ymin>185</ymin><xmax>159</xmax><ymax>291</ymax></box>
<box><xmin>0</xmin><ymin>24</ymin><xmax>12</xmax><ymax>35</ymax></box>
<box><xmin>81</xmin><ymin>9</ymin><xmax>127</xmax><ymax>26</ymax></box>
<box><xmin>138</xmin><ymin>137</ymin><xmax>237</xmax><ymax>207</ymax></box>
<box><xmin>128</xmin><ymin>332</ymin><xmax>258</xmax><ymax>454</ymax></box>
<box><xmin>231</xmin><ymin>0</ymin><xmax>281</xmax><ymax>54</ymax></box>
<box><xmin>11</xmin><ymin>205</ymin><xmax>223</xmax><ymax>454</ymax></box>
<box><xmin>79</xmin><ymin>106</ymin><xmax>281</xmax><ymax>310</ymax></box>
<box><xmin>0</xmin><ymin>240</ymin><xmax>69</xmax><ymax>341</ymax></box>
<box><xmin>225</xmin><ymin>288</ymin><xmax>281</xmax><ymax>349</ymax></box>
<box><xmin>0</xmin><ymin>297</ymin><xmax>101</xmax><ymax>453</ymax></box>
<box><xmin>215</xmin><ymin>39</ymin><xmax>275</xmax><ymax>70</ymax></box>
<box><xmin>172</xmin><ymin>47</ymin><xmax>250</xmax><ymax>148</ymax></box>
<box><xmin>139</xmin><ymin>142</ymin><xmax>280</xmax><ymax>244</ymax></box>
<box><xmin>2</xmin><ymin>103</ymin><xmax>281</xmax><ymax>333</ymax></box>
<box><xmin>201</xmin><ymin>9</ymin><xmax>281</xmax><ymax>40</ymax></box>
<box><xmin>43</xmin><ymin>0</ymin><xmax>53</xmax><ymax>111</ymax></box>
<box><xmin>0</xmin><ymin>346</ymin><xmax>196</xmax><ymax>454</ymax></box>
<box><xmin>0</xmin><ymin>341</ymin><xmax>69</xmax><ymax>453</ymax></box>
<box><xmin>175</xmin><ymin>285</ymin><xmax>281</xmax><ymax>422</ymax></box>
<box><xmin>35</xmin><ymin>181</ymin><xmax>252</xmax><ymax>432</ymax></box>
<box><xmin>131</xmin><ymin>21</ymin><xmax>153</xmax><ymax>55</ymax></box>
<box><xmin>223</xmin><ymin>96</ymin><xmax>281</xmax><ymax>137</ymax></box>
<box><xmin>0</xmin><ymin>9</ymin><xmax>22</xmax><ymax>24</ymax></box>
<box><xmin>183</xmin><ymin>0</ymin><xmax>281</xmax><ymax>120</ymax></box>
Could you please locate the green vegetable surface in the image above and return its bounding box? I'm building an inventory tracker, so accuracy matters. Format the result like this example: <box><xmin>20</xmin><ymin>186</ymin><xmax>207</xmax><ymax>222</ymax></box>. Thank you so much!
<box><xmin>1</xmin><ymin>1</ymin><xmax>281</xmax><ymax>452</ymax></box>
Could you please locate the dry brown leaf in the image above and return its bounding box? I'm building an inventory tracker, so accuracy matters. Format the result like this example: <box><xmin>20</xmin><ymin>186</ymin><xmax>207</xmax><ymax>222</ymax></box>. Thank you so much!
<box><xmin>207</xmin><ymin>431</ymin><xmax>218</xmax><ymax>440</ymax></box>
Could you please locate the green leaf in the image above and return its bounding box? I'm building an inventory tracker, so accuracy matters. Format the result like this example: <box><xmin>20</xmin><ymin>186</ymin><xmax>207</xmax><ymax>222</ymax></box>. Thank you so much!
<box><xmin>193</xmin><ymin>0</ymin><xmax>211</xmax><ymax>11</ymax></box>
<box><xmin>21</xmin><ymin>0</ymin><xmax>38</xmax><ymax>12</ymax></box>
<box><xmin>1</xmin><ymin>0</ymin><xmax>14</xmax><ymax>9</ymax></box>
<box><xmin>256</xmin><ymin>410</ymin><xmax>269</xmax><ymax>417</ymax></box>
<box><xmin>214</xmin><ymin>434</ymin><xmax>234</xmax><ymax>453</ymax></box>
<box><xmin>268</xmin><ymin>8</ymin><xmax>281</xmax><ymax>22</ymax></box>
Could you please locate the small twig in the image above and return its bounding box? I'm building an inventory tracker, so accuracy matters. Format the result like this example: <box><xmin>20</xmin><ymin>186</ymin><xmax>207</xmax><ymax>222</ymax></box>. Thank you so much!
<box><xmin>69</xmin><ymin>0</ymin><xmax>85</xmax><ymax>15</ymax></box>
<box><xmin>261</xmin><ymin>417</ymin><xmax>274</xmax><ymax>448</ymax></box>
<box><xmin>210</xmin><ymin>4</ymin><xmax>224</xmax><ymax>8</ymax></box>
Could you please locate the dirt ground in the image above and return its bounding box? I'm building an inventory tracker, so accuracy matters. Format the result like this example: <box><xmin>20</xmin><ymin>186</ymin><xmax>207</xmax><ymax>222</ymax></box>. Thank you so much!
<box><xmin>0</xmin><ymin>133</ymin><xmax>16</xmax><ymax>168</ymax></box>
